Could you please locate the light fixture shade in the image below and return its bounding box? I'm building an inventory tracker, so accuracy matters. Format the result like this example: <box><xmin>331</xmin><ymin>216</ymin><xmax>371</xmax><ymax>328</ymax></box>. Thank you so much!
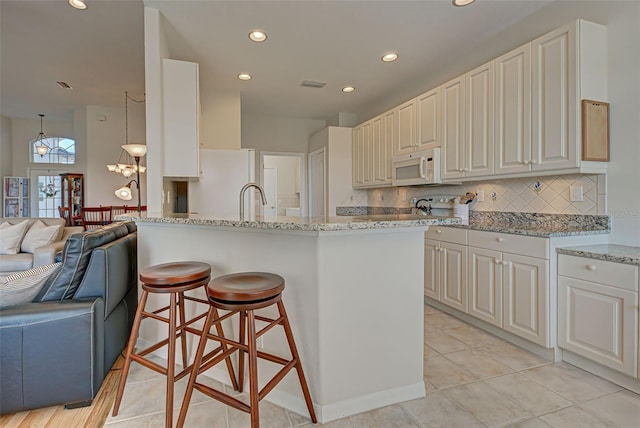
<box><xmin>122</xmin><ymin>144</ymin><xmax>147</xmax><ymax>157</ymax></box>
<box><xmin>69</xmin><ymin>0</ymin><xmax>87</xmax><ymax>9</ymax></box>
<box><xmin>35</xmin><ymin>145</ymin><xmax>48</xmax><ymax>156</ymax></box>
<box><xmin>106</xmin><ymin>164</ymin><xmax>117</xmax><ymax>172</ymax></box>
<box><xmin>115</xmin><ymin>186</ymin><xmax>133</xmax><ymax>200</ymax></box>
<box><xmin>138</xmin><ymin>165</ymin><xmax>147</xmax><ymax>173</ymax></box>
<box><xmin>122</xmin><ymin>168</ymin><xmax>134</xmax><ymax>178</ymax></box>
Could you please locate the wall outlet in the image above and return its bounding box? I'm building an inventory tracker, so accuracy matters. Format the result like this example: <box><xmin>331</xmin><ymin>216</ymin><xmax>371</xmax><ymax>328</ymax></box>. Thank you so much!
<box><xmin>476</xmin><ymin>190</ymin><xmax>485</xmax><ymax>202</ymax></box>
<box><xmin>570</xmin><ymin>186</ymin><xmax>583</xmax><ymax>202</ymax></box>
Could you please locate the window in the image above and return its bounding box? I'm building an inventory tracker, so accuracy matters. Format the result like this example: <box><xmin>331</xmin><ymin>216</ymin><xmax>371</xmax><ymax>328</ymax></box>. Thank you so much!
<box><xmin>31</xmin><ymin>137</ymin><xmax>76</xmax><ymax>164</ymax></box>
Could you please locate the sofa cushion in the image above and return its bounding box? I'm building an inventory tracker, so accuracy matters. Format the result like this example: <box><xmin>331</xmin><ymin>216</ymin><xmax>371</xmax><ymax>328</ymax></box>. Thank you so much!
<box><xmin>20</xmin><ymin>220</ymin><xmax>63</xmax><ymax>254</ymax></box>
<box><xmin>0</xmin><ymin>253</ymin><xmax>34</xmax><ymax>273</ymax></box>
<box><xmin>0</xmin><ymin>220</ymin><xmax>30</xmax><ymax>255</ymax></box>
<box><xmin>34</xmin><ymin>222</ymin><xmax>133</xmax><ymax>301</ymax></box>
<box><xmin>0</xmin><ymin>263</ymin><xmax>62</xmax><ymax>307</ymax></box>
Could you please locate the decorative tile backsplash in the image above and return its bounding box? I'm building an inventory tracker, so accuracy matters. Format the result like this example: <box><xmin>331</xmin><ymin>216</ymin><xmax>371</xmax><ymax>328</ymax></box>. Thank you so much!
<box><xmin>367</xmin><ymin>174</ymin><xmax>606</xmax><ymax>215</ymax></box>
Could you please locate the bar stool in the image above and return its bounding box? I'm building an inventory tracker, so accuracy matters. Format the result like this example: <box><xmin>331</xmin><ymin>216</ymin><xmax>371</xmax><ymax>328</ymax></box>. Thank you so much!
<box><xmin>177</xmin><ymin>272</ymin><xmax>317</xmax><ymax>428</ymax></box>
<box><xmin>112</xmin><ymin>261</ymin><xmax>238</xmax><ymax>428</ymax></box>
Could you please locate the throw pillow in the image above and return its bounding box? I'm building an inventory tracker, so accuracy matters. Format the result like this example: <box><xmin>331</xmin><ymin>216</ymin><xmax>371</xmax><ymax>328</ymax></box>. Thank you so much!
<box><xmin>0</xmin><ymin>262</ymin><xmax>62</xmax><ymax>308</ymax></box>
<box><xmin>20</xmin><ymin>220</ymin><xmax>63</xmax><ymax>254</ymax></box>
<box><xmin>0</xmin><ymin>220</ymin><xmax>30</xmax><ymax>255</ymax></box>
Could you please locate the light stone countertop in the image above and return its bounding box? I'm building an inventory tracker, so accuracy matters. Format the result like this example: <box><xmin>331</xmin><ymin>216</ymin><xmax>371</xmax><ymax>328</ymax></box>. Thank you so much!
<box><xmin>117</xmin><ymin>213</ymin><xmax>462</xmax><ymax>232</ymax></box>
<box><xmin>556</xmin><ymin>244</ymin><xmax>640</xmax><ymax>266</ymax></box>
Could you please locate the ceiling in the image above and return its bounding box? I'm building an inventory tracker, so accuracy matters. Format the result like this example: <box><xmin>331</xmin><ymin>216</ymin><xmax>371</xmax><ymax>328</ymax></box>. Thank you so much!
<box><xmin>1</xmin><ymin>0</ymin><xmax>558</xmax><ymax>123</ymax></box>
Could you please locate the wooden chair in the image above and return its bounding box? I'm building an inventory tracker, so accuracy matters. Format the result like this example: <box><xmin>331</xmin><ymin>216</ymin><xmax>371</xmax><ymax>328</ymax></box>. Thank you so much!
<box><xmin>58</xmin><ymin>206</ymin><xmax>71</xmax><ymax>227</ymax></box>
<box><xmin>124</xmin><ymin>205</ymin><xmax>147</xmax><ymax>214</ymax></box>
<box><xmin>111</xmin><ymin>205</ymin><xmax>126</xmax><ymax>218</ymax></box>
<box><xmin>81</xmin><ymin>206</ymin><xmax>112</xmax><ymax>230</ymax></box>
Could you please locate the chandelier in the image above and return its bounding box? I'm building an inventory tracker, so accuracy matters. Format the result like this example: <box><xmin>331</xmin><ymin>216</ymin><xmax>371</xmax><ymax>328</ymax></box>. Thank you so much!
<box><xmin>34</xmin><ymin>114</ymin><xmax>50</xmax><ymax>156</ymax></box>
<box><xmin>106</xmin><ymin>91</ymin><xmax>146</xmax><ymax>177</ymax></box>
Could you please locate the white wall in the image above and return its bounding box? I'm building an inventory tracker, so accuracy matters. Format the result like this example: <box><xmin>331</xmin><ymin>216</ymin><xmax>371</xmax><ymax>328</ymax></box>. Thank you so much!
<box><xmin>242</xmin><ymin>113</ymin><xmax>326</xmax><ymax>153</ymax></box>
<box><xmin>264</xmin><ymin>155</ymin><xmax>300</xmax><ymax>215</ymax></box>
<box><xmin>201</xmin><ymin>90</ymin><xmax>241</xmax><ymax>150</ymax></box>
<box><xmin>0</xmin><ymin>116</ymin><xmax>12</xmax><ymax>179</ymax></box>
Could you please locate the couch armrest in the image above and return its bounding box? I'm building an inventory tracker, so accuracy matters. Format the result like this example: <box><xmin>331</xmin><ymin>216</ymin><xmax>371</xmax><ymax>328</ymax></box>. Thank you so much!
<box><xmin>0</xmin><ymin>298</ymin><xmax>105</xmax><ymax>414</ymax></box>
<box><xmin>32</xmin><ymin>226</ymin><xmax>83</xmax><ymax>268</ymax></box>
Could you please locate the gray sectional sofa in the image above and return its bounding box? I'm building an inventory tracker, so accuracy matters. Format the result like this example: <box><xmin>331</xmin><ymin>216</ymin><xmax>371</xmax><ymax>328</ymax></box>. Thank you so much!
<box><xmin>0</xmin><ymin>221</ymin><xmax>138</xmax><ymax>414</ymax></box>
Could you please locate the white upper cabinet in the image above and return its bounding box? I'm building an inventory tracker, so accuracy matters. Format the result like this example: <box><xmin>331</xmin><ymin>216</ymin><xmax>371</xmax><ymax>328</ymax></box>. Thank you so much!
<box><xmin>494</xmin><ymin>44</ymin><xmax>531</xmax><ymax>175</ymax></box>
<box><xmin>416</xmin><ymin>88</ymin><xmax>441</xmax><ymax>151</ymax></box>
<box><xmin>352</xmin><ymin>113</ymin><xmax>392</xmax><ymax>189</ymax></box>
<box><xmin>394</xmin><ymin>99</ymin><xmax>417</xmax><ymax>157</ymax></box>
<box><xmin>465</xmin><ymin>61</ymin><xmax>494</xmax><ymax>178</ymax></box>
<box><xmin>162</xmin><ymin>58</ymin><xmax>200</xmax><ymax>178</ymax></box>
<box><xmin>441</xmin><ymin>75</ymin><xmax>466</xmax><ymax>180</ymax></box>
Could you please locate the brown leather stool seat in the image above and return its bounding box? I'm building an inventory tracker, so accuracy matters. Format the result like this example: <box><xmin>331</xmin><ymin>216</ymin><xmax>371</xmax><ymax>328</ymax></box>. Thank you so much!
<box><xmin>177</xmin><ymin>272</ymin><xmax>317</xmax><ymax>428</ymax></box>
<box><xmin>112</xmin><ymin>261</ymin><xmax>238</xmax><ymax>428</ymax></box>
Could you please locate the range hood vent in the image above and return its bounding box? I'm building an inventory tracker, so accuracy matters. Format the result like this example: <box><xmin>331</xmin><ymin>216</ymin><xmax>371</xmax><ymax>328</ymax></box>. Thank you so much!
<box><xmin>300</xmin><ymin>80</ymin><xmax>326</xmax><ymax>89</ymax></box>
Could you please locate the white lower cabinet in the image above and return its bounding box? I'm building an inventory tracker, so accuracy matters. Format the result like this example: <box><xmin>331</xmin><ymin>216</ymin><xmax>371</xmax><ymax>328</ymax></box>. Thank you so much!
<box><xmin>468</xmin><ymin>247</ymin><xmax>503</xmax><ymax>327</ymax></box>
<box><xmin>558</xmin><ymin>254</ymin><xmax>639</xmax><ymax>377</ymax></box>
<box><xmin>424</xmin><ymin>227</ymin><xmax>468</xmax><ymax>314</ymax></box>
<box><xmin>502</xmin><ymin>253</ymin><xmax>549</xmax><ymax>346</ymax></box>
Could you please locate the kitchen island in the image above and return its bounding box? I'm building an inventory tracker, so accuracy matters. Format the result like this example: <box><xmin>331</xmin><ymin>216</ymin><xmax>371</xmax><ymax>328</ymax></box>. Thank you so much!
<box><xmin>126</xmin><ymin>214</ymin><xmax>460</xmax><ymax>423</ymax></box>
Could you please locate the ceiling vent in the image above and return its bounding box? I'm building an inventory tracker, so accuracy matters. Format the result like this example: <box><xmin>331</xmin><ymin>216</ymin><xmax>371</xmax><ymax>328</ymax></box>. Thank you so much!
<box><xmin>300</xmin><ymin>80</ymin><xmax>326</xmax><ymax>89</ymax></box>
<box><xmin>56</xmin><ymin>81</ymin><xmax>72</xmax><ymax>89</ymax></box>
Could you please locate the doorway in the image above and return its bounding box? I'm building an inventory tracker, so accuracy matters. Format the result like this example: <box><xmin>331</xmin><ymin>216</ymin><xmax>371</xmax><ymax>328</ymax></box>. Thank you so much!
<box><xmin>259</xmin><ymin>152</ymin><xmax>306</xmax><ymax>217</ymax></box>
<box><xmin>28</xmin><ymin>170</ymin><xmax>65</xmax><ymax>218</ymax></box>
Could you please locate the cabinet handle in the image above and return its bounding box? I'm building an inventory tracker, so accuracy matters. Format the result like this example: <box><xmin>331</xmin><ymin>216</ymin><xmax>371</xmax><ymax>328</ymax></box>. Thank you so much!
<box><xmin>529</xmin><ymin>160</ymin><xmax>537</xmax><ymax>165</ymax></box>
<box><xmin>586</xmin><ymin>264</ymin><xmax>597</xmax><ymax>271</ymax></box>
<box><xmin>494</xmin><ymin>258</ymin><xmax>501</xmax><ymax>264</ymax></box>
<box><xmin>496</xmin><ymin>237</ymin><xmax>504</xmax><ymax>242</ymax></box>
<box><xmin>436</xmin><ymin>229</ymin><xmax>442</xmax><ymax>234</ymax></box>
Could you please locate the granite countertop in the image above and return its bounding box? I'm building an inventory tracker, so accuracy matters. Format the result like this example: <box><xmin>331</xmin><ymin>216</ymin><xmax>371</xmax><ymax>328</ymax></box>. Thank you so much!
<box><xmin>556</xmin><ymin>244</ymin><xmax>640</xmax><ymax>266</ymax></box>
<box><xmin>441</xmin><ymin>212</ymin><xmax>610</xmax><ymax>238</ymax></box>
<box><xmin>117</xmin><ymin>213</ymin><xmax>461</xmax><ymax>232</ymax></box>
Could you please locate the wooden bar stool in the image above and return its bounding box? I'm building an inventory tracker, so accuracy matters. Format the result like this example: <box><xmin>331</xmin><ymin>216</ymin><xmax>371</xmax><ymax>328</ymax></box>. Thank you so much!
<box><xmin>177</xmin><ymin>272</ymin><xmax>317</xmax><ymax>428</ymax></box>
<box><xmin>112</xmin><ymin>261</ymin><xmax>238</xmax><ymax>428</ymax></box>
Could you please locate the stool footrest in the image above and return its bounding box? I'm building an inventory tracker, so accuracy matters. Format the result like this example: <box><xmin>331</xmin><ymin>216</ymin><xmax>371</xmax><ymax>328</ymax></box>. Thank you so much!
<box><xmin>193</xmin><ymin>382</ymin><xmax>250</xmax><ymax>413</ymax></box>
<box><xmin>259</xmin><ymin>359</ymin><xmax>297</xmax><ymax>400</ymax></box>
<box><xmin>130</xmin><ymin>354</ymin><xmax>167</xmax><ymax>376</ymax></box>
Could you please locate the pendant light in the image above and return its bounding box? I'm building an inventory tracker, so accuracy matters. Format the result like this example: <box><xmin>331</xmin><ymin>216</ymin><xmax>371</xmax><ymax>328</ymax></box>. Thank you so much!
<box><xmin>107</xmin><ymin>91</ymin><xmax>146</xmax><ymax>175</ymax></box>
<box><xmin>34</xmin><ymin>114</ymin><xmax>50</xmax><ymax>157</ymax></box>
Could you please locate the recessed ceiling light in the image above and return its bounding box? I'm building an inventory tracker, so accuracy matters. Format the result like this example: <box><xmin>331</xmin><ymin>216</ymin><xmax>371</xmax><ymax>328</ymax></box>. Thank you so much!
<box><xmin>248</xmin><ymin>30</ymin><xmax>268</xmax><ymax>42</ymax></box>
<box><xmin>56</xmin><ymin>81</ymin><xmax>72</xmax><ymax>89</ymax></box>
<box><xmin>381</xmin><ymin>52</ymin><xmax>399</xmax><ymax>63</ymax></box>
<box><xmin>453</xmin><ymin>0</ymin><xmax>476</xmax><ymax>6</ymax></box>
<box><xmin>342</xmin><ymin>86</ymin><xmax>355</xmax><ymax>93</ymax></box>
<box><xmin>238</xmin><ymin>73</ymin><xmax>252</xmax><ymax>81</ymax></box>
<box><xmin>68</xmin><ymin>0</ymin><xmax>87</xmax><ymax>10</ymax></box>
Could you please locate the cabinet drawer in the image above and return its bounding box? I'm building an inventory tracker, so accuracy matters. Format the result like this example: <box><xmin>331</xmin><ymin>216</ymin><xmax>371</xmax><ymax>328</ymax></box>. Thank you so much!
<box><xmin>425</xmin><ymin>227</ymin><xmax>468</xmax><ymax>245</ymax></box>
<box><xmin>558</xmin><ymin>254</ymin><xmax>638</xmax><ymax>291</ymax></box>
<box><xmin>468</xmin><ymin>230</ymin><xmax>548</xmax><ymax>259</ymax></box>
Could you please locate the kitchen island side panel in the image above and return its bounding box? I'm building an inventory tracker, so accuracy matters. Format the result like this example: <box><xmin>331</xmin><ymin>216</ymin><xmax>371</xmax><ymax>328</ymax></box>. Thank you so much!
<box><xmin>135</xmin><ymin>222</ymin><xmax>426</xmax><ymax>423</ymax></box>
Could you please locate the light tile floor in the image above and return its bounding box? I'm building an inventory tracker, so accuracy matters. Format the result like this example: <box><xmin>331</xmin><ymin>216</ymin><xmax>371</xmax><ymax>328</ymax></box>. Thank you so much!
<box><xmin>106</xmin><ymin>304</ymin><xmax>640</xmax><ymax>427</ymax></box>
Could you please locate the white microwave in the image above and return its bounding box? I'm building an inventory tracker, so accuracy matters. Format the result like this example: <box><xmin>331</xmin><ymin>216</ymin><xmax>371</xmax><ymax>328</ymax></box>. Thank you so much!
<box><xmin>392</xmin><ymin>148</ymin><xmax>442</xmax><ymax>186</ymax></box>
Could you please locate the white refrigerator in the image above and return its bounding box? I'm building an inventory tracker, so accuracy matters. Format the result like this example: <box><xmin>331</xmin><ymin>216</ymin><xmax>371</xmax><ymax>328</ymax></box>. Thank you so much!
<box><xmin>188</xmin><ymin>149</ymin><xmax>257</xmax><ymax>220</ymax></box>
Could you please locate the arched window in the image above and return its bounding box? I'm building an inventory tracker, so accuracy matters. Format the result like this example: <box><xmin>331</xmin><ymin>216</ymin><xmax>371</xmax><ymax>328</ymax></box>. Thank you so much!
<box><xmin>31</xmin><ymin>137</ymin><xmax>76</xmax><ymax>164</ymax></box>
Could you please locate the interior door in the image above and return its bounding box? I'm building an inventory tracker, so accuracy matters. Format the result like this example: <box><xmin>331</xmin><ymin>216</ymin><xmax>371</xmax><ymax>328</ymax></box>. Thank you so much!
<box><xmin>263</xmin><ymin>167</ymin><xmax>277</xmax><ymax>218</ymax></box>
<box><xmin>308</xmin><ymin>148</ymin><xmax>326</xmax><ymax>217</ymax></box>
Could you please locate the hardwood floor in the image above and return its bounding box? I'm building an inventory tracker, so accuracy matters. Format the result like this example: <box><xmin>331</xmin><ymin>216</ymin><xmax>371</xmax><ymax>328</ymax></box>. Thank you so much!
<box><xmin>0</xmin><ymin>357</ymin><xmax>123</xmax><ymax>428</ymax></box>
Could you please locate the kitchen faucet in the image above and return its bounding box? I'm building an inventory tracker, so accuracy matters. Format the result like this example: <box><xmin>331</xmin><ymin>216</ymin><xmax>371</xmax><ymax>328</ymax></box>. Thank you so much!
<box><xmin>239</xmin><ymin>182</ymin><xmax>268</xmax><ymax>221</ymax></box>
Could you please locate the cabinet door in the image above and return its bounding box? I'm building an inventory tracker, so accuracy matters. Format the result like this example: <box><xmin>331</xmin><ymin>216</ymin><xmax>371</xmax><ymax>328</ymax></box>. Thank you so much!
<box><xmin>441</xmin><ymin>75</ymin><xmax>466</xmax><ymax>180</ymax></box>
<box><xmin>372</xmin><ymin>115</ymin><xmax>385</xmax><ymax>184</ymax></box>
<box><xmin>416</xmin><ymin>88</ymin><xmax>440</xmax><ymax>150</ymax></box>
<box><xmin>362</xmin><ymin>121</ymin><xmax>373</xmax><ymax>184</ymax></box>
<box><xmin>559</xmin><ymin>276</ymin><xmax>638</xmax><ymax>377</ymax></box>
<box><xmin>531</xmin><ymin>22</ymin><xmax>577</xmax><ymax>171</ymax></box>
<box><xmin>440</xmin><ymin>242</ymin><xmax>468</xmax><ymax>312</ymax></box>
<box><xmin>383</xmin><ymin>109</ymin><xmax>395</xmax><ymax>182</ymax></box>
<box><xmin>352</xmin><ymin>126</ymin><xmax>364</xmax><ymax>187</ymax></box>
<box><xmin>163</xmin><ymin>59</ymin><xmax>201</xmax><ymax>178</ymax></box>
<box><xmin>468</xmin><ymin>247</ymin><xmax>502</xmax><ymax>327</ymax></box>
<box><xmin>465</xmin><ymin>62</ymin><xmax>494</xmax><ymax>177</ymax></box>
<box><xmin>394</xmin><ymin>99</ymin><xmax>417</xmax><ymax>158</ymax></box>
<box><xmin>424</xmin><ymin>239</ymin><xmax>440</xmax><ymax>300</ymax></box>
<box><xmin>494</xmin><ymin>44</ymin><xmax>531</xmax><ymax>175</ymax></box>
<box><xmin>503</xmin><ymin>253</ymin><xmax>549</xmax><ymax>347</ymax></box>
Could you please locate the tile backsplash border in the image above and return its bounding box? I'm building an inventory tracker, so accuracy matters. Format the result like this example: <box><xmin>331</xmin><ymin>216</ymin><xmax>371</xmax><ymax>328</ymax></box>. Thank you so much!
<box><xmin>367</xmin><ymin>174</ymin><xmax>606</xmax><ymax>215</ymax></box>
